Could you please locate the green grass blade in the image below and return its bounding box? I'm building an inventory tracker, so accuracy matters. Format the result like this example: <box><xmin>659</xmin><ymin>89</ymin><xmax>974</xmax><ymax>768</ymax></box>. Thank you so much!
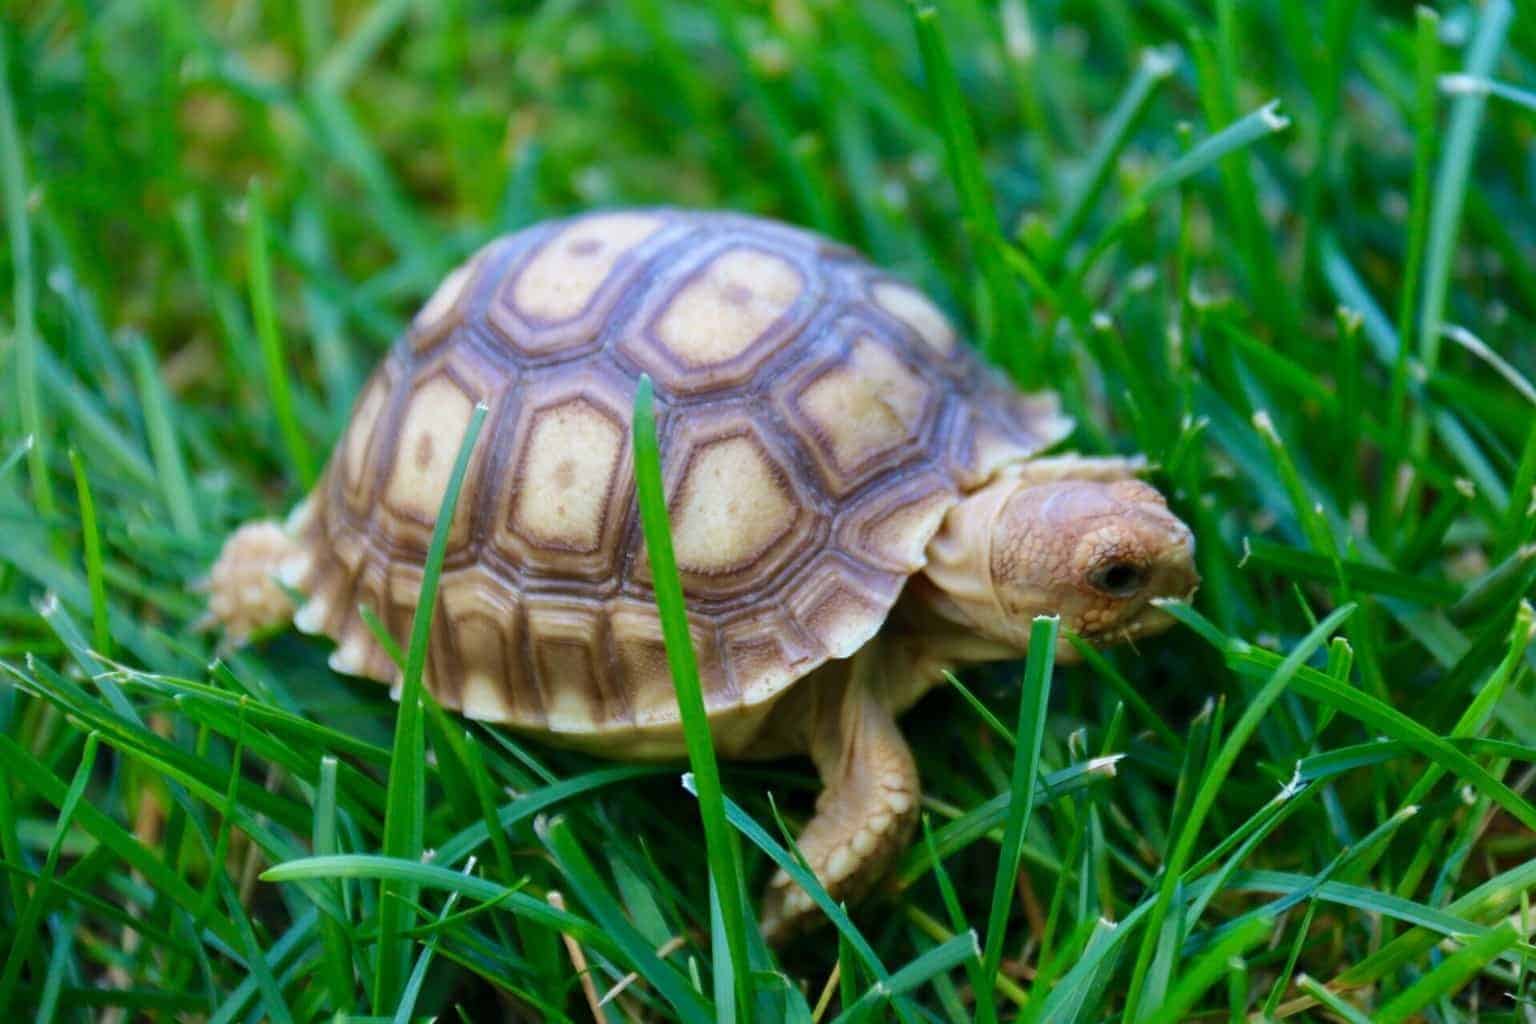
<box><xmin>1123</xmin><ymin>603</ymin><xmax>1356</xmax><ymax>1020</ymax></box>
<box><xmin>688</xmin><ymin>778</ymin><xmax>889</xmax><ymax>985</ymax></box>
<box><xmin>538</xmin><ymin>815</ymin><xmax>715</xmax><ymax>1024</ymax></box>
<box><xmin>1294</xmin><ymin>974</ymin><xmax>1371</xmax><ymax>1024</ymax></box>
<box><xmin>245</xmin><ymin>179</ymin><xmax>317</xmax><ymax>490</ymax></box>
<box><xmin>632</xmin><ymin>373</ymin><xmax>751</xmax><ymax>1016</ymax></box>
<box><xmin>0</xmin><ymin>731</ymin><xmax>98</xmax><ymax>1010</ymax></box>
<box><xmin>832</xmin><ymin>931</ymin><xmax>979</xmax><ymax>1022</ymax></box>
<box><xmin>391</xmin><ymin>867</ymin><xmax>465</xmax><ymax>1024</ymax></box>
<box><xmin>975</xmin><ymin>614</ymin><xmax>1057</xmax><ymax>1024</ymax></box>
<box><xmin>0</xmin><ymin>25</ymin><xmax>55</xmax><ymax>528</ymax></box>
<box><xmin>1140</xmin><ymin>101</ymin><xmax>1290</xmax><ymax>205</ymax></box>
<box><xmin>1374</xmin><ymin>921</ymin><xmax>1520</xmax><ymax>1023</ymax></box>
<box><xmin>374</xmin><ymin>399</ymin><xmax>487</xmax><ymax>1011</ymax></box>
<box><xmin>1142</xmin><ymin>914</ymin><xmax>1271</xmax><ymax>1024</ymax></box>
<box><xmin>910</xmin><ymin>3</ymin><xmax>1032</xmax><ymax>380</ymax></box>
<box><xmin>1052</xmin><ymin>46</ymin><xmax>1178</xmax><ymax>260</ymax></box>
<box><xmin>66</xmin><ymin>450</ymin><xmax>111</xmax><ymax>657</ymax></box>
<box><xmin>313</xmin><ymin>756</ymin><xmax>356</xmax><ymax>1014</ymax></box>
<box><xmin>1414</xmin><ymin>0</ymin><xmax>1512</xmax><ymax>377</ymax></box>
<box><xmin>127</xmin><ymin>337</ymin><xmax>200</xmax><ymax>541</ymax></box>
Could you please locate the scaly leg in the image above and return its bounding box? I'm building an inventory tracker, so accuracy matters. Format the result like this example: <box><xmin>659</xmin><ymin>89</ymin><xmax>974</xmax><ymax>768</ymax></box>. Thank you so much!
<box><xmin>759</xmin><ymin>644</ymin><xmax>919</xmax><ymax>944</ymax></box>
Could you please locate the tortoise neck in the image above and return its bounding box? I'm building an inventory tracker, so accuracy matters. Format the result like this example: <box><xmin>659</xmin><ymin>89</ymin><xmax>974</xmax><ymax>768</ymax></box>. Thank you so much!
<box><xmin>872</xmin><ymin>586</ymin><xmax>1024</xmax><ymax>717</ymax></box>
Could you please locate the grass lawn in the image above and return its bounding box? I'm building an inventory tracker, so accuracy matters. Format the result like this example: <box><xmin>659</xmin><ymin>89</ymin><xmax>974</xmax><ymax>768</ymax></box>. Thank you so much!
<box><xmin>3</xmin><ymin>0</ymin><xmax>1536</xmax><ymax>1020</ymax></box>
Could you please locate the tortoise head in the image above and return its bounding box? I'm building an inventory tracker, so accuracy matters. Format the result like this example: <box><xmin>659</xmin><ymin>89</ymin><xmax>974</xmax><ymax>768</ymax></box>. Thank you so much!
<box><xmin>922</xmin><ymin>474</ymin><xmax>1199</xmax><ymax>659</ymax></box>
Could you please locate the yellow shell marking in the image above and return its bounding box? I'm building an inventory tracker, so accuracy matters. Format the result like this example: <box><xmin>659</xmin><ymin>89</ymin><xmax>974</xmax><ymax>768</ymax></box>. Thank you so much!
<box><xmin>385</xmin><ymin>376</ymin><xmax>477</xmax><ymax>522</ymax></box>
<box><xmin>511</xmin><ymin>398</ymin><xmax>625</xmax><ymax>552</ymax></box>
<box><xmin>654</xmin><ymin>248</ymin><xmax>802</xmax><ymax>366</ymax></box>
<box><xmin>671</xmin><ymin>435</ymin><xmax>796</xmax><ymax>574</ymax></box>
<box><xmin>513</xmin><ymin>213</ymin><xmax>665</xmax><ymax>322</ymax></box>
<box><xmin>798</xmin><ymin>336</ymin><xmax>929</xmax><ymax>475</ymax></box>
<box><xmin>872</xmin><ymin>281</ymin><xmax>955</xmax><ymax>355</ymax></box>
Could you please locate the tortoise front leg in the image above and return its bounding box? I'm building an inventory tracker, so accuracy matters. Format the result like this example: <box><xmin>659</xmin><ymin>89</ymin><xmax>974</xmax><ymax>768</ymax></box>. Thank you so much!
<box><xmin>760</xmin><ymin>645</ymin><xmax>919</xmax><ymax>944</ymax></box>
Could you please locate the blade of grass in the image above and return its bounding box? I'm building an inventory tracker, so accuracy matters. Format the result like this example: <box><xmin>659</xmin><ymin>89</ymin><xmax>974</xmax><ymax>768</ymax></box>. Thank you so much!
<box><xmin>1050</xmin><ymin>46</ymin><xmax>1178</xmax><ymax>261</ymax></box>
<box><xmin>1375</xmin><ymin>922</ymin><xmax>1520</xmax><ymax>1023</ymax></box>
<box><xmin>894</xmin><ymin>757</ymin><xmax>1122</xmax><ymax>888</ymax></box>
<box><xmin>687</xmin><ymin>778</ymin><xmax>889</xmax><ymax>987</ymax></box>
<box><xmin>975</xmin><ymin>614</ymin><xmax>1057</xmax><ymax>1024</ymax></box>
<box><xmin>830</xmin><ymin>931</ymin><xmax>978</xmax><ymax>1023</ymax></box>
<box><xmin>1400</xmin><ymin>0</ymin><xmax>1513</xmax><ymax>534</ymax></box>
<box><xmin>373</xmin><ymin>399</ymin><xmax>487</xmax><ymax>1011</ymax></box>
<box><xmin>910</xmin><ymin>3</ymin><xmax>1033</xmax><ymax>381</ymax></box>
<box><xmin>537</xmin><ymin>816</ymin><xmax>714</xmax><ymax>1024</ymax></box>
<box><xmin>246</xmin><ymin>179</ymin><xmax>317</xmax><ymax>490</ymax></box>
<box><xmin>942</xmin><ymin>671</ymin><xmax>1013</xmax><ymax>747</ymax></box>
<box><xmin>263</xmin><ymin>852</ymin><xmax>619</xmax><ymax>947</ymax></box>
<box><xmin>66</xmin><ymin>450</ymin><xmax>111</xmax><ymax>658</ymax></box>
<box><xmin>1142</xmin><ymin>914</ymin><xmax>1272</xmax><ymax>1024</ymax></box>
<box><xmin>632</xmin><ymin>373</ymin><xmax>751</xmax><ymax>1018</ymax></box>
<box><xmin>313</xmin><ymin>756</ymin><xmax>356</xmax><ymax>1015</ymax></box>
<box><xmin>1294</xmin><ymin>974</ymin><xmax>1371</xmax><ymax>1024</ymax></box>
<box><xmin>127</xmin><ymin>336</ymin><xmax>200</xmax><ymax>541</ymax></box>
<box><xmin>1123</xmin><ymin>602</ymin><xmax>1356</xmax><ymax>1020</ymax></box>
<box><xmin>391</xmin><ymin>863</ymin><xmax>466</xmax><ymax>1024</ymax></box>
<box><xmin>0</xmin><ymin>731</ymin><xmax>98</xmax><ymax>1010</ymax></box>
<box><xmin>0</xmin><ymin>25</ymin><xmax>56</xmax><ymax>529</ymax></box>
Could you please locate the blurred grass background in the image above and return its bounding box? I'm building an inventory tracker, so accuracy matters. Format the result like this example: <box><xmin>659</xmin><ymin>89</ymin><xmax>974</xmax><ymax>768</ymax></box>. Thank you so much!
<box><xmin>2</xmin><ymin>0</ymin><xmax>1536</xmax><ymax>1020</ymax></box>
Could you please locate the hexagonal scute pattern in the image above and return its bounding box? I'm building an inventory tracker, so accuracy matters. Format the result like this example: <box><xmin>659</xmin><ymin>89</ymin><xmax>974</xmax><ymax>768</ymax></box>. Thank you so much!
<box><xmin>489</xmin><ymin>367</ymin><xmax>635</xmax><ymax>581</ymax></box>
<box><xmin>525</xmin><ymin>600</ymin><xmax>632</xmax><ymax>733</ymax></box>
<box><xmin>609</xmin><ymin>596</ymin><xmax>728</xmax><ymax>727</ymax></box>
<box><xmin>290</xmin><ymin>207</ymin><xmax>1074</xmax><ymax>739</ymax></box>
<box><xmin>667</xmin><ymin>430</ymin><xmax>802</xmax><ymax>581</ymax></box>
<box><xmin>488</xmin><ymin>211</ymin><xmax>673</xmax><ymax>358</ymax></box>
<box><xmin>512</xmin><ymin>399</ymin><xmax>625</xmax><ymax>549</ymax></box>
<box><xmin>622</xmin><ymin>238</ymin><xmax>820</xmax><ymax>394</ymax></box>
<box><xmin>654</xmin><ymin>247</ymin><xmax>803</xmax><ymax>366</ymax></box>
<box><xmin>377</xmin><ymin>369</ymin><xmax>489</xmax><ymax>554</ymax></box>
<box><xmin>790</xmin><ymin>333</ymin><xmax>936</xmax><ymax>492</ymax></box>
<box><xmin>834</xmin><ymin>471</ymin><xmax>958</xmax><ymax>575</ymax></box>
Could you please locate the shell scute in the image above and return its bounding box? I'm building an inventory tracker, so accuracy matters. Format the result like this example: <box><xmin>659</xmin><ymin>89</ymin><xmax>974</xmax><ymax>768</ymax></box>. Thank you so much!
<box><xmin>618</xmin><ymin>233</ymin><xmax>824</xmax><ymax>395</ymax></box>
<box><xmin>376</xmin><ymin>364</ymin><xmax>493</xmax><ymax>556</ymax></box>
<box><xmin>780</xmin><ymin>320</ymin><xmax>940</xmax><ymax>495</ymax></box>
<box><xmin>487</xmin><ymin>211</ymin><xmax>680</xmax><ymax>360</ymax></box>
<box><xmin>525</xmin><ymin>601</ymin><xmax>627</xmax><ymax>732</ymax></box>
<box><xmin>491</xmin><ymin>366</ymin><xmax>635</xmax><ymax>582</ymax></box>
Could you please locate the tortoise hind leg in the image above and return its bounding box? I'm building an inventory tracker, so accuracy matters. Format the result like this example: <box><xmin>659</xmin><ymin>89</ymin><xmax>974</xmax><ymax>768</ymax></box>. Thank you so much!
<box><xmin>759</xmin><ymin>644</ymin><xmax>919</xmax><ymax>944</ymax></box>
<box><xmin>199</xmin><ymin>519</ymin><xmax>303</xmax><ymax>648</ymax></box>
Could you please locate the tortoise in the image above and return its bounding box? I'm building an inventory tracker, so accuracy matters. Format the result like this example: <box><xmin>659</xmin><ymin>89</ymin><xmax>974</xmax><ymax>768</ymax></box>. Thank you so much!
<box><xmin>207</xmin><ymin>207</ymin><xmax>1199</xmax><ymax>942</ymax></box>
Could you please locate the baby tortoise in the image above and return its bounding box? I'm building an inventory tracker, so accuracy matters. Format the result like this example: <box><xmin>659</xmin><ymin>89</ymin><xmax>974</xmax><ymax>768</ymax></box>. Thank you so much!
<box><xmin>209</xmin><ymin>208</ymin><xmax>1198</xmax><ymax>943</ymax></box>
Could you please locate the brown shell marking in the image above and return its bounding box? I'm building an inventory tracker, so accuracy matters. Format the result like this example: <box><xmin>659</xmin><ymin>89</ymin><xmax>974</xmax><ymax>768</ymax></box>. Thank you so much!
<box><xmin>289</xmin><ymin>209</ymin><xmax>1072</xmax><ymax>742</ymax></box>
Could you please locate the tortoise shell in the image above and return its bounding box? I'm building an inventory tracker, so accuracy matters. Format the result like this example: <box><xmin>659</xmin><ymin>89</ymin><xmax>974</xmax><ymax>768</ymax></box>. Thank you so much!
<box><xmin>285</xmin><ymin>209</ymin><xmax>1070</xmax><ymax>744</ymax></box>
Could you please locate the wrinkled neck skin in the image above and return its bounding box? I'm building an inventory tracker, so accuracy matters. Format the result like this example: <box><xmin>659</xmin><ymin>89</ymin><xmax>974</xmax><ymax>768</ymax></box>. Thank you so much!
<box><xmin>871</xmin><ymin>587</ymin><xmax>1020</xmax><ymax>719</ymax></box>
<box><xmin>881</xmin><ymin>473</ymin><xmax>1087</xmax><ymax>715</ymax></box>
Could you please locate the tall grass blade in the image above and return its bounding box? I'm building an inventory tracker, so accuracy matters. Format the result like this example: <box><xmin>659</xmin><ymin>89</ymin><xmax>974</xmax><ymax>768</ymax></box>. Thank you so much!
<box><xmin>373</xmin><ymin>400</ymin><xmax>487</xmax><ymax>1011</ymax></box>
<box><xmin>632</xmin><ymin>374</ymin><xmax>752</xmax><ymax>1016</ymax></box>
<box><xmin>975</xmin><ymin>614</ymin><xmax>1058</xmax><ymax>1023</ymax></box>
<box><xmin>246</xmin><ymin>179</ymin><xmax>318</xmax><ymax>490</ymax></box>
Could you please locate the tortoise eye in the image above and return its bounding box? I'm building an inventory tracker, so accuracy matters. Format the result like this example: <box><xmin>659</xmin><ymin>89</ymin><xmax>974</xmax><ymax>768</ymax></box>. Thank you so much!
<box><xmin>1090</xmin><ymin>562</ymin><xmax>1144</xmax><ymax>597</ymax></box>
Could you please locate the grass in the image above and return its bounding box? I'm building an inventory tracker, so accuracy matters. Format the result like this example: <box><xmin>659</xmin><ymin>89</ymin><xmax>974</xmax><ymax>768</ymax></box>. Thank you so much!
<box><xmin>1</xmin><ymin>0</ymin><xmax>1535</xmax><ymax>1020</ymax></box>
